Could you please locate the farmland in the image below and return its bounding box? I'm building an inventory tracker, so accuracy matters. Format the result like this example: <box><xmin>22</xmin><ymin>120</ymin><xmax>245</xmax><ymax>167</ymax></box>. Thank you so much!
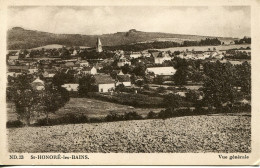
<box><xmin>155</xmin><ymin>44</ymin><xmax>250</xmax><ymax>52</ymax></box>
<box><xmin>7</xmin><ymin>98</ymin><xmax>164</xmax><ymax>121</ymax></box>
<box><xmin>8</xmin><ymin>114</ymin><xmax>251</xmax><ymax>153</ymax></box>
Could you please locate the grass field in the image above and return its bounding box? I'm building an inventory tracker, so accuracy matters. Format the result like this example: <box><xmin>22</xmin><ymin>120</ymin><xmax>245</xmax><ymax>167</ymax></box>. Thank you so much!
<box><xmin>7</xmin><ymin>98</ymin><xmax>164</xmax><ymax>121</ymax></box>
<box><xmin>8</xmin><ymin>115</ymin><xmax>251</xmax><ymax>153</ymax></box>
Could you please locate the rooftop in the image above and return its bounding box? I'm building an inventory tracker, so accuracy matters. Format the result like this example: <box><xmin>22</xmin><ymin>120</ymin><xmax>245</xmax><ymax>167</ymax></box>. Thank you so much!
<box><xmin>95</xmin><ymin>74</ymin><xmax>115</xmax><ymax>84</ymax></box>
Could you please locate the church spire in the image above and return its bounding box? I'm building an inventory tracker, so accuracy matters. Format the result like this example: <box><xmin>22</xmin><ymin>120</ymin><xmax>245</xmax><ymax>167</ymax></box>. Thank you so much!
<box><xmin>96</xmin><ymin>37</ymin><xmax>102</xmax><ymax>53</ymax></box>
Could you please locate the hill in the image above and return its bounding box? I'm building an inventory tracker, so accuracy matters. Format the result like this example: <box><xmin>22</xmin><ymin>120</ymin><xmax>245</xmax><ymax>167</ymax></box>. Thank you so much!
<box><xmin>7</xmin><ymin>27</ymin><xmax>237</xmax><ymax>50</ymax></box>
<box><xmin>8</xmin><ymin>115</ymin><xmax>250</xmax><ymax>153</ymax></box>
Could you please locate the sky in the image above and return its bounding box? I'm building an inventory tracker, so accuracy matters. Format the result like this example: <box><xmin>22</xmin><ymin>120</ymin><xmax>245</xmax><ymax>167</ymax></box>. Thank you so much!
<box><xmin>8</xmin><ymin>6</ymin><xmax>251</xmax><ymax>38</ymax></box>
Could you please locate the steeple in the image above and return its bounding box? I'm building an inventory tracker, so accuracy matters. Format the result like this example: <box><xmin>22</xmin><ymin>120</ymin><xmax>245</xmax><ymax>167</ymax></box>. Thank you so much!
<box><xmin>96</xmin><ymin>37</ymin><xmax>103</xmax><ymax>53</ymax></box>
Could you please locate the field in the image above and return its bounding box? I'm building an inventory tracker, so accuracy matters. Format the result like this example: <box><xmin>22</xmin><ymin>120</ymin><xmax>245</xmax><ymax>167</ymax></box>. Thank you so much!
<box><xmin>8</xmin><ymin>115</ymin><xmax>251</xmax><ymax>153</ymax></box>
<box><xmin>7</xmin><ymin>98</ymin><xmax>164</xmax><ymax>121</ymax></box>
<box><xmin>155</xmin><ymin>44</ymin><xmax>251</xmax><ymax>52</ymax></box>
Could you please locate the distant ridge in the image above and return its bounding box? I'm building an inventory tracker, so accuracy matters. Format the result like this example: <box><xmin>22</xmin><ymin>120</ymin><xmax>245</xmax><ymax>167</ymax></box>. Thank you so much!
<box><xmin>7</xmin><ymin>27</ymin><xmax>238</xmax><ymax>50</ymax></box>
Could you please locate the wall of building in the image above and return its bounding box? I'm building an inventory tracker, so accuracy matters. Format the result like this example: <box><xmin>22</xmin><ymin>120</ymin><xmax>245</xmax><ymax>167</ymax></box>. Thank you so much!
<box><xmin>98</xmin><ymin>83</ymin><xmax>115</xmax><ymax>92</ymax></box>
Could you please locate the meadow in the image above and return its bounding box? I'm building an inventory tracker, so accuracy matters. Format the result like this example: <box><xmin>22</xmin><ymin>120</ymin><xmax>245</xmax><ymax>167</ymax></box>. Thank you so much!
<box><xmin>7</xmin><ymin>98</ymin><xmax>164</xmax><ymax>121</ymax></box>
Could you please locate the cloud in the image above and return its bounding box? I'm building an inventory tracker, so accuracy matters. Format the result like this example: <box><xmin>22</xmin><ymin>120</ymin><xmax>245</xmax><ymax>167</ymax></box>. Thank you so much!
<box><xmin>8</xmin><ymin>6</ymin><xmax>250</xmax><ymax>37</ymax></box>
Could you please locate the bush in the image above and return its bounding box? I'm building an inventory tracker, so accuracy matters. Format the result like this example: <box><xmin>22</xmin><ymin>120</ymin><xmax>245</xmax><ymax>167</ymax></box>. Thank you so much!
<box><xmin>105</xmin><ymin>111</ymin><xmax>143</xmax><ymax>122</ymax></box>
<box><xmin>158</xmin><ymin>107</ymin><xmax>209</xmax><ymax>119</ymax></box>
<box><xmin>34</xmin><ymin>113</ymin><xmax>89</xmax><ymax>126</ymax></box>
<box><xmin>143</xmin><ymin>84</ymin><xmax>150</xmax><ymax>90</ymax></box>
<box><xmin>124</xmin><ymin>111</ymin><xmax>143</xmax><ymax>120</ymax></box>
<box><xmin>146</xmin><ymin>111</ymin><xmax>158</xmax><ymax>119</ymax></box>
<box><xmin>156</xmin><ymin>87</ymin><xmax>166</xmax><ymax>93</ymax></box>
<box><xmin>105</xmin><ymin>112</ymin><xmax>124</xmax><ymax>122</ymax></box>
<box><xmin>6</xmin><ymin>120</ymin><xmax>24</xmax><ymax>128</ymax></box>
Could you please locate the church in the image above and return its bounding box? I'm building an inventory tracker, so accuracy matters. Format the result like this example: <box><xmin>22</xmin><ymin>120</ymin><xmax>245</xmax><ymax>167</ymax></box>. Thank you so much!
<box><xmin>96</xmin><ymin>37</ymin><xmax>103</xmax><ymax>53</ymax></box>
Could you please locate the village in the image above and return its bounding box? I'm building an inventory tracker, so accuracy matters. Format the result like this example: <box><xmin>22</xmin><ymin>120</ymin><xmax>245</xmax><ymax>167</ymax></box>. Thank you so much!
<box><xmin>7</xmin><ymin>37</ymin><xmax>251</xmax><ymax>97</ymax></box>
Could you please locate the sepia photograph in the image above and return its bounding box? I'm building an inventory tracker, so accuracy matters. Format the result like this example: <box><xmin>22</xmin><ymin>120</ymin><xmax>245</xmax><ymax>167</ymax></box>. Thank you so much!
<box><xmin>1</xmin><ymin>0</ymin><xmax>260</xmax><ymax>165</ymax></box>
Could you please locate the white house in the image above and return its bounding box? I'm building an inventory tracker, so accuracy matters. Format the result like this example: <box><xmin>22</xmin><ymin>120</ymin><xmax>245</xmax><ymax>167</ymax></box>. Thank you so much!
<box><xmin>203</xmin><ymin>54</ymin><xmax>211</xmax><ymax>59</ymax></box>
<box><xmin>116</xmin><ymin>74</ymin><xmax>131</xmax><ymax>87</ymax></box>
<box><xmin>94</xmin><ymin>74</ymin><xmax>115</xmax><ymax>92</ymax></box>
<box><xmin>15</xmin><ymin>50</ymin><xmax>21</xmax><ymax>56</ymax></box>
<box><xmin>82</xmin><ymin>66</ymin><xmax>97</xmax><ymax>75</ymax></box>
<box><xmin>215</xmin><ymin>54</ymin><xmax>224</xmax><ymax>59</ymax></box>
<box><xmin>146</xmin><ymin>67</ymin><xmax>176</xmax><ymax>76</ymax></box>
<box><xmin>79</xmin><ymin>61</ymin><xmax>89</xmax><ymax>67</ymax></box>
<box><xmin>71</xmin><ymin>50</ymin><xmax>78</xmax><ymax>56</ymax></box>
<box><xmin>7</xmin><ymin>72</ymin><xmax>16</xmax><ymax>77</ymax></box>
<box><xmin>211</xmin><ymin>51</ymin><xmax>218</xmax><ymax>58</ymax></box>
<box><xmin>152</xmin><ymin>52</ymin><xmax>172</xmax><ymax>64</ymax></box>
<box><xmin>9</xmin><ymin>55</ymin><xmax>19</xmax><ymax>60</ymax></box>
<box><xmin>129</xmin><ymin>52</ymin><xmax>142</xmax><ymax>59</ymax></box>
<box><xmin>61</xmin><ymin>83</ymin><xmax>79</xmax><ymax>92</ymax></box>
<box><xmin>141</xmin><ymin>52</ymin><xmax>151</xmax><ymax>57</ymax></box>
<box><xmin>31</xmin><ymin>78</ymin><xmax>45</xmax><ymax>91</ymax></box>
<box><xmin>28</xmin><ymin>68</ymin><xmax>38</xmax><ymax>74</ymax></box>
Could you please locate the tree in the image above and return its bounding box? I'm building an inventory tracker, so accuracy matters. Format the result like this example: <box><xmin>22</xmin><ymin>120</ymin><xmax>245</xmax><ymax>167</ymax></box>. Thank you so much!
<box><xmin>173</xmin><ymin>66</ymin><xmax>188</xmax><ymax>86</ymax></box>
<box><xmin>121</xmin><ymin>64</ymin><xmax>131</xmax><ymax>74</ymax></box>
<box><xmin>60</xmin><ymin>47</ymin><xmax>71</xmax><ymax>59</ymax></box>
<box><xmin>135</xmin><ymin>79</ymin><xmax>144</xmax><ymax>88</ymax></box>
<box><xmin>52</xmin><ymin>72</ymin><xmax>75</xmax><ymax>87</ymax></box>
<box><xmin>78</xmin><ymin>74</ymin><xmax>96</xmax><ymax>96</ymax></box>
<box><xmin>9</xmin><ymin>74</ymin><xmax>39</xmax><ymax>125</ymax></box>
<box><xmin>154</xmin><ymin>75</ymin><xmax>164</xmax><ymax>86</ymax></box>
<box><xmin>14</xmin><ymin>88</ymin><xmax>40</xmax><ymax>125</ymax></box>
<box><xmin>9</xmin><ymin>74</ymin><xmax>70</xmax><ymax>126</ymax></box>
<box><xmin>115</xmin><ymin>84</ymin><xmax>125</xmax><ymax>92</ymax></box>
<box><xmin>202</xmin><ymin>61</ymin><xmax>242</xmax><ymax>109</ymax></box>
<box><xmin>41</xmin><ymin>85</ymin><xmax>70</xmax><ymax>125</ymax></box>
<box><xmin>163</xmin><ymin>94</ymin><xmax>184</xmax><ymax>117</ymax></box>
<box><xmin>185</xmin><ymin>90</ymin><xmax>200</xmax><ymax>103</ymax></box>
<box><xmin>235</xmin><ymin>62</ymin><xmax>251</xmax><ymax>98</ymax></box>
<box><xmin>133</xmin><ymin>64</ymin><xmax>146</xmax><ymax>77</ymax></box>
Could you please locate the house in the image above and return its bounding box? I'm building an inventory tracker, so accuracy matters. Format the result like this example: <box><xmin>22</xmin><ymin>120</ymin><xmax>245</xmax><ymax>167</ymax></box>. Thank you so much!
<box><xmin>31</xmin><ymin>78</ymin><xmax>45</xmax><ymax>91</ymax></box>
<box><xmin>146</xmin><ymin>67</ymin><xmax>176</xmax><ymax>76</ymax></box>
<box><xmin>214</xmin><ymin>54</ymin><xmax>224</xmax><ymax>59</ymax></box>
<box><xmin>28</xmin><ymin>68</ymin><xmax>38</xmax><ymax>74</ymax></box>
<box><xmin>177</xmin><ymin>53</ymin><xmax>184</xmax><ymax>59</ymax></box>
<box><xmin>211</xmin><ymin>51</ymin><xmax>218</xmax><ymax>58</ymax></box>
<box><xmin>118</xmin><ymin>70</ymin><xmax>124</xmax><ymax>75</ymax></box>
<box><xmin>15</xmin><ymin>50</ymin><xmax>21</xmax><ymax>56</ymax></box>
<box><xmin>61</xmin><ymin>83</ymin><xmax>79</xmax><ymax>92</ymax></box>
<box><xmin>94</xmin><ymin>63</ymin><xmax>103</xmax><ymax>70</ymax></box>
<box><xmin>94</xmin><ymin>74</ymin><xmax>115</xmax><ymax>92</ymax></box>
<box><xmin>71</xmin><ymin>50</ymin><xmax>78</xmax><ymax>56</ymax></box>
<box><xmin>43</xmin><ymin>69</ymin><xmax>56</xmax><ymax>78</ymax></box>
<box><xmin>72</xmin><ymin>64</ymin><xmax>81</xmax><ymax>70</ymax></box>
<box><xmin>7</xmin><ymin>72</ymin><xmax>16</xmax><ymax>77</ymax></box>
<box><xmin>82</xmin><ymin>66</ymin><xmax>97</xmax><ymax>75</ymax></box>
<box><xmin>129</xmin><ymin>52</ymin><xmax>142</xmax><ymax>59</ymax></box>
<box><xmin>64</xmin><ymin>62</ymin><xmax>75</xmax><ymax>68</ymax></box>
<box><xmin>203</xmin><ymin>53</ymin><xmax>211</xmax><ymax>59</ymax></box>
<box><xmin>152</xmin><ymin>52</ymin><xmax>172</xmax><ymax>64</ymax></box>
<box><xmin>9</xmin><ymin>55</ymin><xmax>19</xmax><ymax>60</ymax></box>
<box><xmin>8</xmin><ymin>65</ymin><xmax>29</xmax><ymax>73</ymax></box>
<box><xmin>116</xmin><ymin>74</ymin><xmax>131</xmax><ymax>87</ymax></box>
<box><xmin>117</xmin><ymin>56</ymin><xmax>131</xmax><ymax>67</ymax></box>
<box><xmin>185</xmin><ymin>53</ymin><xmax>194</xmax><ymax>59</ymax></box>
<box><xmin>195</xmin><ymin>54</ymin><xmax>206</xmax><ymax>60</ymax></box>
<box><xmin>79</xmin><ymin>60</ymin><xmax>89</xmax><ymax>67</ymax></box>
<box><xmin>141</xmin><ymin>52</ymin><xmax>151</xmax><ymax>57</ymax></box>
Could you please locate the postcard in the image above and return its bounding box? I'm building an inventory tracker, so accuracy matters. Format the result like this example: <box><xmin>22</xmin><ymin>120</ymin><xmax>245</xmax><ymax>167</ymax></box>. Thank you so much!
<box><xmin>0</xmin><ymin>0</ymin><xmax>259</xmax><ymax>166</ymax></box>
